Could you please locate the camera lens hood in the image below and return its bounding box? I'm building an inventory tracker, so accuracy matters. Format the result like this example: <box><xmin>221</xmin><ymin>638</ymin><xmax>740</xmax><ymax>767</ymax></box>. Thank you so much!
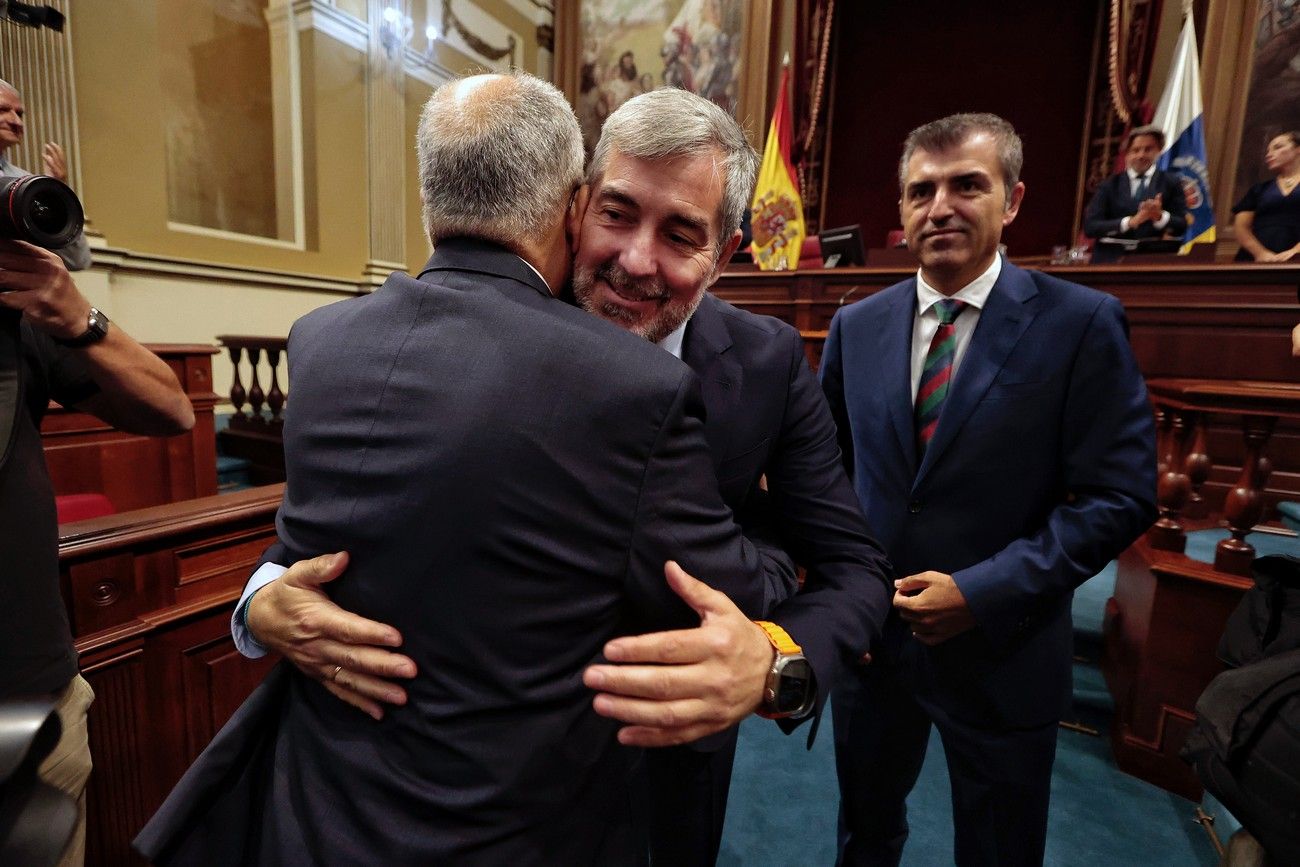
<box><xmin>0</xmin><ymin>174</ymin><xmax>85</xmax><ymax>249</ymax></box>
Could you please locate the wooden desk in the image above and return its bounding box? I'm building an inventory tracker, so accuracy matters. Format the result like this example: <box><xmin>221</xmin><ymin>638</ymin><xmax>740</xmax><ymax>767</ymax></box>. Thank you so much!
<box><xmin>716</xmin><ymin>262</ymin><xmax>1300</xmax><ymax>380</ymax></box>
<box><xmin>717</xmin><ymin>263</ymin><xmax>1300</xmax><ymax>508</ymax></box>
<box><xmin>61</xmin><ymin>485</ymin><xmax>283</xmax><ymax>865</ymax></box>
<box><xmin>41</xmin><ymin>344</ymin><xmax>221</xmax><ymax>511</ymax></box>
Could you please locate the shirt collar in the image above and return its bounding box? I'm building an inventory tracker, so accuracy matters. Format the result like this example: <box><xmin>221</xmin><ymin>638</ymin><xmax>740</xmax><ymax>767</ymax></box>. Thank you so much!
<box><xmin>656</xmin><ymin>319</ymin><xmax>688</xmax><ymax>359</ymax></box>
<box><xmin>915</xmin><ymin>253</ymin><xmax>1001</xmax><ymax>315</ymax></box>
<box><xmin>518</xmin><ymin>257</ymin><xmax>550</xmax><ymax>293</ymax></box>
<box><xmin>1126</xmin><ymin>167</ymin><xmax>1151</xmax><ymax>182</ymax></box>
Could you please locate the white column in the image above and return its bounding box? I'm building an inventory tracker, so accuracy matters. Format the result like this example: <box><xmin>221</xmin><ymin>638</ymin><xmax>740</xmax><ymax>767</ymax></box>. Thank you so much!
<box><xmin>264</xmin><ymin>0</ymin><xmax>308</xmax><ymax>247</ymax></box>
<box><xmin>362</xmin><ymin>0</ymin><xmax>408</xmax><ymax>284</ymax></box>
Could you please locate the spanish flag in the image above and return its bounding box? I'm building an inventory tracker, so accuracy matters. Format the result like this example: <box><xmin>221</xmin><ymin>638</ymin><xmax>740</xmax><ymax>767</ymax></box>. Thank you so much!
<box><xmin>750</xmin><ymin>59</ymin><xmax>805</xmax><ymax>271</ymax></box>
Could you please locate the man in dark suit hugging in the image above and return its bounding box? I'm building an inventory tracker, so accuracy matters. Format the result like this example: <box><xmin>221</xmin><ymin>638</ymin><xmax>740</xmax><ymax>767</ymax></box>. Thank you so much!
<box><xmin>227</xmin><ymin>89</ymin><xmax>894</xmax><ymax>867</ymax></box>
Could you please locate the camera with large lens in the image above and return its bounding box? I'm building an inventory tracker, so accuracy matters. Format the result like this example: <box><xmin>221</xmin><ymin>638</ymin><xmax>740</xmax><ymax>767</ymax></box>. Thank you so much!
<box><xmin>0</xmin><ymin>174</ymin><xmax>84</xmax><ymax>249</ymax></box>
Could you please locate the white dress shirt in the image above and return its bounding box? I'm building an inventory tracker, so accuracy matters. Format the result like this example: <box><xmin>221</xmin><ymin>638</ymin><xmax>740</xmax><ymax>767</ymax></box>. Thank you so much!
<box><xmin>909</xmin><ymin>254</ymin><xmax>1002</xmax><ymax>401</ymax></box>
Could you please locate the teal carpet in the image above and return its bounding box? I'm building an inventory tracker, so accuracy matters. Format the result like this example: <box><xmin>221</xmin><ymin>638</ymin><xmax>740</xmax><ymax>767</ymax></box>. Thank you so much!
<box><xmin>720</xmin><ymin>528</ymin><xmax>1296</xmax><ymax>865</ymax></box>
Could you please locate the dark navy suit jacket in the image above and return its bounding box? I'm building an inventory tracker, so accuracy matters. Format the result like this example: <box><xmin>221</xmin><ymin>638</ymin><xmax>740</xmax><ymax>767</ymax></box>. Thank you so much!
<box><xmin>683</xmin><ymin>293</ymin><xmax>892</xmax><ymax>724</ymax></box>
<box><xmin>135</xmin><ymin>239</ymin><xmax>801</xmax><ymax>866</ymax></box>
<box><xmin>820</xmin><ymin>260</ymin><xmax>1156</xmax><ymax>728</ymax></box>
<box><xmin>1083</xmin><ymin>169</ymin><xmax>1189</xmax><ymax>247</ymax></box>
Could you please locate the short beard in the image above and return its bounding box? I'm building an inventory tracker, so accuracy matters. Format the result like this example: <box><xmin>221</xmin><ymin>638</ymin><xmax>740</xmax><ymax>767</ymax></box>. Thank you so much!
<box><xmin>572</xmin><ymin>259</ymin><xmax>704</xmax><ymax>344</ymax></box>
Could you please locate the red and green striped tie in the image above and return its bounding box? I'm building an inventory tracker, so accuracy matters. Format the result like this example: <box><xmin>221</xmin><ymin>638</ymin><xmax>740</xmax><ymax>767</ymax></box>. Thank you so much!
<box><xmin>915</xmin><ymin>298</ymin><xmax>967</xmax><ymax>453</ymax></box>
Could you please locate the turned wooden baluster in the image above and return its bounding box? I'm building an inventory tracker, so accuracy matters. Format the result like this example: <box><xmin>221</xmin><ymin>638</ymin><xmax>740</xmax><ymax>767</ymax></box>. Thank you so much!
<box><xmin>1150</xmin><ymin>409</ymin><xmax>1193</xmax><ymax>552</ymax></box>
<box><xmin>228</xmin><ymin>345</ymin><xmax>246</xmax><ymax>419</ymax></box>
<box><xmin>1154</xmin><ymin>408</ymin><xmax>1171</xmax><ymax>476</ymax></box>
<box><xmin>1214</xmin><ymin>415</ymin><xmax>1276</xmax><ymax>577</ymax></box>
<box><xmin>247</xmin><ymin>346</ymin><xmax>266</xmax><ymax>423</ymax></box>
<box><xmin>266</xmin><ymin>346</ymin><xmax>285</xmax><ymax>424</ymax></box>
<box><xmin>1182</xmin><ymin>414</ymin><xmax>1211</xmax><ymax>519</ymax></box>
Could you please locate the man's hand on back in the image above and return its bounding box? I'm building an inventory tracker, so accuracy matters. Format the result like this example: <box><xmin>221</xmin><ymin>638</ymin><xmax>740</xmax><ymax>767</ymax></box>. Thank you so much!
<box><xmin>246</xmin><ymin>551</ymin><xmax>416</xmax><ymax>719</ymax></box>
<box><xmin>582</xmin><ymin>561</ymin><xmax>774</xmax><ymax>747</ymax></box>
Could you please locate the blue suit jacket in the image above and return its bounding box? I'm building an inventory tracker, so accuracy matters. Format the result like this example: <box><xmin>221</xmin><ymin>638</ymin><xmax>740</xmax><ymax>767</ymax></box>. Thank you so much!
<box><xmin>136</xmin><ymin>239</ymin><xmax>800</xmax><ymax>866</ymax></box>
<box><xmin>820</xmin><ymin>260</ymin><xmax>1156</xmax><ymax>727</ymax></box>
<box><xmin>1083</xmin><ymin>169</ymin><xmax>1189</xmax><ymax>241</ymax></box>
<box><xmin>683</xmin><ymin>293</ymin><xmax>892</xmax><ymax>726</ymax></box>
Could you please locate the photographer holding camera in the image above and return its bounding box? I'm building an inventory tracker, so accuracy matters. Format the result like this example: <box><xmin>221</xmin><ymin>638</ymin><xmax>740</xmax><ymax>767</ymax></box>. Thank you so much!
<box><xmin>0</xmin><ymin>78</ymin><xmax>90</xmax><ymax>271</ymax></box>
<box><xmin>1</xmin><ymin>228</ymin><xmax>193</xmax><ymax>865</ymax></box>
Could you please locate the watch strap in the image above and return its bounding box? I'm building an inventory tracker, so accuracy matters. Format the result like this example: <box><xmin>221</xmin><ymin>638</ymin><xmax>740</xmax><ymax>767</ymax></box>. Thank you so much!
<box><xmin>54</xmin><ymin>307</ymin><xmax>109</xmax><ymax>348</ymax></box>
<box><xmin>753</xmin><ymin>620</ymin><xmax>802</xmax><ymax>655</ymax></box>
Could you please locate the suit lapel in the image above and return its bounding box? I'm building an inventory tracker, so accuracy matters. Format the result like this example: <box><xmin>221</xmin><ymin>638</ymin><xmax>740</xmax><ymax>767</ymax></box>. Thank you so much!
<box><xmin>1118</xmin><ymin>172</ymin><xmax>1137</xmax><ymax>208</ymax></box>
<box><xmin>682</xmin><ymin>294</ymin><xmax>739</xmax><ymax>466</ymax></box>
<box><xmin>913</xmin><ymin>262</ymin><xmax>1038</xmax><ymax>487</ymax></box>
<box><xmin>878</xmin><ymin>283</ymin><xmax>920</xmax><ymax>473</ymax></box>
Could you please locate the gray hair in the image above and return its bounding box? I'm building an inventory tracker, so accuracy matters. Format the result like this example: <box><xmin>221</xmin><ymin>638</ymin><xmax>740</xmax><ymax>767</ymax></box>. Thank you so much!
<box><xmin>417</xmin><ymin>72</ymin><xmax>583</xmax><ymax>246</ymax></box>
<box><xmin>589</xmin><ymin>88</ymin><xmax>758</xmax><ymax>245</ymax></box>
<box><xmin>0</xmin><ymin>79</ymin><xmax>19</xmax><ymax>98</ymax></box>
<box><xmin>1124</xmin><ymin>124</ymin><xmax>1166</xmax><ymax>150</ymax></box>
<box><xmin>899</xmin><ymin>113</ymin><xmax>1024</xmax><ymax>201</ymax></box>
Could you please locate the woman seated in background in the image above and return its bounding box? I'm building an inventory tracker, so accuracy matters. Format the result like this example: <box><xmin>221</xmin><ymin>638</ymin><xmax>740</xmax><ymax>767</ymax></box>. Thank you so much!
<box><xmin>1234</xmin><ymin>131</ymin><xmax>1300</xmax><ymax>262</ymax></box>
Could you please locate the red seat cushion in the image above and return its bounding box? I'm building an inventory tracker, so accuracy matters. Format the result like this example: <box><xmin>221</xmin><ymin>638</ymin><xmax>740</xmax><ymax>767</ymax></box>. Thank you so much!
<box><xmin>56</xmin><ymin>493</ymin><xmax>116</xmax><ymax>523</ymax></box>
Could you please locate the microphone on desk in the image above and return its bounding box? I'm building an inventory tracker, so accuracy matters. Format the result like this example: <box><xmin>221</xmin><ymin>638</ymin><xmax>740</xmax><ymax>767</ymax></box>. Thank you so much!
<box><xmin>838</xmin><ymin>285</ymin><xmax>864</xmax><ymax>307</ymax></box>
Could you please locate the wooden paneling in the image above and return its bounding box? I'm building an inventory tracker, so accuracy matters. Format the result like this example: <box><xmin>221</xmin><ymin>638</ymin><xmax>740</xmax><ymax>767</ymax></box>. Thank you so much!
<box><xmin>717</xmin><ymin>262</ymin><xmax>1300</xmax><ymax>504</ymax></box>
<box><xmin>820</xmin><ymin>0</ymin><xmax>1102</xmax><ymax>255</ymax></box>
<box><xmin>60</xmin><ymin>485</ymin><xmax>284</xmax><ymax>866</ymax></box>
<box><xmin>41</xmin><ymin>344</ymin><xmax>222</xmax><ymax>512</ymax></box>
<box><xmin>1104</xmin><ymin>539</ymin><xmax>1251</xmax><ymax>799</ymax></box>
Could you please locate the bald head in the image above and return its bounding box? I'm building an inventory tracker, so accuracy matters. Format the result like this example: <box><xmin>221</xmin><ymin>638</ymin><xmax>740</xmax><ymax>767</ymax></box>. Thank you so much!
<box><xmin>416</xmin><ymin>72</ymin><xmax>583</xmax><ymax>247</ymax></box>
<box><xmin>0</xmin><ymin>79</ymin><xmax>24</xmax><ymax>154</ymax></box>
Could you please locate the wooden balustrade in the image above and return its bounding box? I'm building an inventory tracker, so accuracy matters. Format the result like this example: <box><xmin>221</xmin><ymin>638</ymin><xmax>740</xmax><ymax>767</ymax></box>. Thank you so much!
<box><xmin>216</xmin><ymin>336</ymin><xmax>290</xmax><ymax>484</ymax></box>
<box><xmin>1144</xmin><ymin>379</ymin><xmax>1300</xmax><ymax>576</ymax></box>
<box><xmin>1106</xmin><ymin>377</ymin><xmax>1300</xmax><ymax>799</ymax></box>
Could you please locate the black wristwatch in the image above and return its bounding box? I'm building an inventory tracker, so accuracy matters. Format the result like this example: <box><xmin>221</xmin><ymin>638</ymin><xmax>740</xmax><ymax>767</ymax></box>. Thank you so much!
<box><xmin>54</xmin><ymin>306</ymin><xmax>110</xmax><ymax>348</ymax></box>
<box><xmin>753</xmin><ymin>621</ymin><xmax>816</xmax><ymax>719</ymax></box>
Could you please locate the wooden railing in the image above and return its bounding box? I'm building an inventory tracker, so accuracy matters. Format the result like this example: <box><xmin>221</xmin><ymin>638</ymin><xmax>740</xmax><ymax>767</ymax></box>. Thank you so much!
<box><xmin>1145</xmin><ymin>379</ymin><xmax>1300</xmax><ymax>575</ymax></box>
<box><xmin>216</xmin><ymin>336</ymin><xmax>289</xmax><ymax>484</ymax></box>
<box><xmin>1105</xmin><ymin>378</ymin><xmax>1300</xmax><ymax>800</ymax></box>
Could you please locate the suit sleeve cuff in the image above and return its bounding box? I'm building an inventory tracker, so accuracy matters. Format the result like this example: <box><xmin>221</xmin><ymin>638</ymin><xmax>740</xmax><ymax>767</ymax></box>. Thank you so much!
<box><xmin>231</xmin><ymin>562</ymin><xmax>289</xmax><ymax>658</ymax></box>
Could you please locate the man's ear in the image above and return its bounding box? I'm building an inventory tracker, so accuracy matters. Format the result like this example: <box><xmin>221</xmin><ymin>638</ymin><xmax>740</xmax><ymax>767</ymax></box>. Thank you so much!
<box><xmin>706</xmin><ymin>229</ymin><xmax>744</xmax><ymax>286</ymax></box>
<box><xmin>567</xmin><ymin>185</ymin><xmax>591</xmax><ymax>254</ymax></box>
<box><xmin>1003</xmin><ymin>181</ymin><xmax>1026</xmax><ymax>227</ymax></box>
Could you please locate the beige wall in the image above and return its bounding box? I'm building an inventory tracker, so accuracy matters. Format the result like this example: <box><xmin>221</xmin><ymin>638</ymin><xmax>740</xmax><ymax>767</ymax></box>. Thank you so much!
<box><xmin>56</xmin><ymin>0</ymin><xmax>550</xmax><ymax>403</ymax></box>
<box><xmin>73</xmin><ymin>3</ymin><xmax>370</xmax><ymax>279</ymax></box>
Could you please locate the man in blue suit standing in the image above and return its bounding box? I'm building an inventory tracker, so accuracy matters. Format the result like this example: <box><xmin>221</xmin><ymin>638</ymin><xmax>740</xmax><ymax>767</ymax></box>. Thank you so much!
<box><xmin>820</xmin><ymin>113</ymin><xmax>1157</xmax><ymax>867</ymax></box>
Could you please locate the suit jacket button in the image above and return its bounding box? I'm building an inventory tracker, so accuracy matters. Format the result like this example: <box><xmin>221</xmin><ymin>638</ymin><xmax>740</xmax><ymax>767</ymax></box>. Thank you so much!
<box><xmin>908</xmin><ymin>501</ymin><xmax>922</xmax><ymax>514</ymax></box>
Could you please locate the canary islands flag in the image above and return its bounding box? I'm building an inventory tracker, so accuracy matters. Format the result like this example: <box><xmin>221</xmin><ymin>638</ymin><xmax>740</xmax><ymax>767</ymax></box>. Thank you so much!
<box><xmin>750</xmin><ymin>61</ymin><xmax>805</xmax><ymax>271</ymax></box>
<box><xmin>1151</xmin><ymin>16</ymin><xmax>1214</xmax><ymax>252</ymax></box>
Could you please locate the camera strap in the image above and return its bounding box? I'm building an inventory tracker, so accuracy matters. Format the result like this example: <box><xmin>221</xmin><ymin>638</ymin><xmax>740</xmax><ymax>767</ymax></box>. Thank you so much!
<box><xmin>0</xmin><ymin>309</ymin><xmax>21</xmax><ymax>471</ymax></box>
